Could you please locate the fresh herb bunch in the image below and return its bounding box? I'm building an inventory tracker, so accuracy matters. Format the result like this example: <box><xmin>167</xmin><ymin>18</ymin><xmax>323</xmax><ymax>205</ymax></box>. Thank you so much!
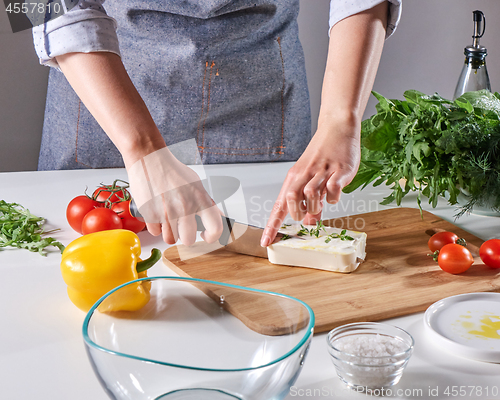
<box><xmin>343</xmin><ymin>89</ymin><xmax>500</xmax><ymax>217</ymax></box>
<box><xmin>0</xmin><ymin>200</ymin><xmax>65</xmax><ymax>256</ymax></box>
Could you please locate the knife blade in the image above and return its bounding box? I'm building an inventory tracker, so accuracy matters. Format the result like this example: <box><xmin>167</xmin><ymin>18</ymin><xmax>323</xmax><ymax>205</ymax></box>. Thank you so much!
<box><xmin>195</xmin><ymin>215</ymin><xmax>292</xmax><ymax>258</ymax></box>
<box><xmin>129</xmin><ymin>199</ymin><xmax>296</xmax><ymax>258</ymax></box>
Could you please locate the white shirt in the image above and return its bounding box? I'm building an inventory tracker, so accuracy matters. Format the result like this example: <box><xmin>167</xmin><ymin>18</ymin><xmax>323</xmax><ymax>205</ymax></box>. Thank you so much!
<box><xmin>329</xmin><ymin>0</ymin><xmax>401</xmax><ymax>38</ymax></box>
<box><xmin>33</xmin><ymin>0</ymin><xmax>402</xmax><ymax>69</ymax></box>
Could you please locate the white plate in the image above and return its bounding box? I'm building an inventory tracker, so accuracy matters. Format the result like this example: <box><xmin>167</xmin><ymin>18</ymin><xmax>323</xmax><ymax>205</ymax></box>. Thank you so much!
<box><xmin>423</xmin><ymin>293</ymin><xmax>500</xmax><ymax>363</ymax></box>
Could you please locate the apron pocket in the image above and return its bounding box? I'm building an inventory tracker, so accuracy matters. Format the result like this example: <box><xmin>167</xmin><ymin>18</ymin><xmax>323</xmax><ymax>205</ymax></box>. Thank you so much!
<box><xmin>196</xmin><ymin>37</ymin><xmax>287</xmax><ymax>163</ymax></box>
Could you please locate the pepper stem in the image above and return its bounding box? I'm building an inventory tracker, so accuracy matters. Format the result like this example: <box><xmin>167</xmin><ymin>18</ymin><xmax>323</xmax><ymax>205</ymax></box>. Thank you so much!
<box><xmin>136</xmin><ymin>248</ymin><xmax>162</xmax><ymax>273</ymax></box>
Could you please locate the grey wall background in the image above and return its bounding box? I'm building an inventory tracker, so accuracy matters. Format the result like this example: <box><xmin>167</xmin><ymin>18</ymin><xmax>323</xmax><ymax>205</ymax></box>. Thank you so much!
<box><xmin>1</xmin><ymin>0</ymin><xmax>500</xmax><ymax>172</ymax></box>
<box><xmin>0</xmin><ymin>6</ymin><xmax>48</xmax><ymax>172</ymax></box>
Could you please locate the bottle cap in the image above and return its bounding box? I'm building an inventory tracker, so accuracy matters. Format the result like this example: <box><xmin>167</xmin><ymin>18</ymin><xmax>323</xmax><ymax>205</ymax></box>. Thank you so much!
<box><xmin>464</xmin><ymin>45</ymin><xmax>487</xmax><ymax>59</ymax></box>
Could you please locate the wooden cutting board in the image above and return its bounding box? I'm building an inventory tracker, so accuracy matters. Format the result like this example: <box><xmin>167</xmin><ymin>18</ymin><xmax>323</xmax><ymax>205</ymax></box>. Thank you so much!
<box><xmin>162</xmin><ymin>208</ymin><xmax>500</xmax><ymax>335</ymax></box>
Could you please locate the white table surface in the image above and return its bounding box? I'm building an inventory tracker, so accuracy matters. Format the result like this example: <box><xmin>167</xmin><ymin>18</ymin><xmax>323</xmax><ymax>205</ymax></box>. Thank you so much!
<box><xmin>1</xmin><ymin>162</ymin><xmax>499</xmax><ymax>400</ymax></box>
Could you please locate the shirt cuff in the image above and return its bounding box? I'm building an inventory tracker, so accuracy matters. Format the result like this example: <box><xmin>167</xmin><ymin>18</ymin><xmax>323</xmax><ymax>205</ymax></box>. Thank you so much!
<box><xmin>32</xmin><ymin>9</ymin><xmax>120</xmax><ymax>69</ymax></box>
<box><xmin>329</xmin><ymin>0</ymin><xmax>402</xmax><ymax>39</ymax></box>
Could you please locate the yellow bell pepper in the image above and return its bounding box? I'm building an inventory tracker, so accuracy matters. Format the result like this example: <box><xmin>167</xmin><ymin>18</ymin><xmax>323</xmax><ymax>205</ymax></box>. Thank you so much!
<box><xmin>60</xmin><ymin>229</ymin><xmax>161</xmax><ymax>312</ymax></box>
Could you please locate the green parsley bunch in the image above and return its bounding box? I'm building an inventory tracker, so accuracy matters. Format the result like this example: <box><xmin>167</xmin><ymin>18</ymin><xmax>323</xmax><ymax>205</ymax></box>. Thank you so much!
<box><xmin>343</xmin><ymin>89</ymin><xmax>500</xmax><ymax>217</ymax></box>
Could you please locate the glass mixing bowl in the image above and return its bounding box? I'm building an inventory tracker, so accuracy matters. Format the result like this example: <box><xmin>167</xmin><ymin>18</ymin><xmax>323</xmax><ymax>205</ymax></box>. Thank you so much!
<box><xmin>83</xmin><ymin>277</ymin><xmax>314</xmax><ymax>400</ymax></box>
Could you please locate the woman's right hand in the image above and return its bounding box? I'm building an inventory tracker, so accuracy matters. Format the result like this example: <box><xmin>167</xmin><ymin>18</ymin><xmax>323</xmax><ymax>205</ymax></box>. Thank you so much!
<box><xmin>125</xmin><ymin>146</ymin><xmax>223</xmax><ymax>246</ymax></box>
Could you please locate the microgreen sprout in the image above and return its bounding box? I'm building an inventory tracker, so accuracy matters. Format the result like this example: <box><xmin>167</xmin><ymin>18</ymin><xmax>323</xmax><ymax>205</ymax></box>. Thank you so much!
<box><xmin>297</xmin><ymin>225</ymin><xmax>309</xmax><ymax>236</ymax></box>
<box><xmin>324</xmin><ymin>229</ymin><xmax>354</xmax><ymax>243</ymax></box>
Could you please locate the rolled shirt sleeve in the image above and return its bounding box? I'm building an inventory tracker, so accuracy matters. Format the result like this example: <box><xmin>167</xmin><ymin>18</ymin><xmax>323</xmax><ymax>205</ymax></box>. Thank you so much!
<box><xmin>329</xmin><ymin>0</ymin><xmax>402</xmax><ymax>38</ymax></box>
<box><xmin>32</xmin><ymin>0</ymin><xmax>120</xmax><ymax>69</ymax></box>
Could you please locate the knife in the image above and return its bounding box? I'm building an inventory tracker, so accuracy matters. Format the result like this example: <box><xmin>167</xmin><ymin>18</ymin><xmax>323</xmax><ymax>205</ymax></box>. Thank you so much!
<box><xmin>129</xmin><ymin>199</ymin><xmax>294</xmax><ymax>258</ymax></box>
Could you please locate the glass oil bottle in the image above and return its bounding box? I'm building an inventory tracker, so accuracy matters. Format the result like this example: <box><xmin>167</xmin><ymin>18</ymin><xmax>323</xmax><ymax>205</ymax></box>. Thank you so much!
<box><xmin>453</xmin><ymin>10</ymin><xmax>491</xmax><ymax>99</ymax></box>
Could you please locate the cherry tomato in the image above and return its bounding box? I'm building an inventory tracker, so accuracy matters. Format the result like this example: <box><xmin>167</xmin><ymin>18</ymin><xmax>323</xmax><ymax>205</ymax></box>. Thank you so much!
<box><xmin>66</xmin><ymin>195</ymin><xmax>102</xmax><ymax>234</ymax></box>
<box><xmin>111</xmin><ymin>200</ymin><xmax>146</xmax><ymax>233</ymax></box>
<box><xmin>437</xmin><ymin>243</ymin><xmax>474</xmax><ymax>274</ymax></box>
<box><xmin>93</xmin><ymin>186</ymin><xmax>130</xmax><ymax>204</ymax></box>
<box><xmin>428</xmin><ymin>231</ymin><xmax>459</xmax><ymax>252</ymax></box>
<box><xmin>479</xmin><ymin>239</ymin><xmax>500</xmax><ymax>269</ymax></box>
<box><xmin>81</xmin><ymin>207</ymin><xmax>123</xmax><ymax>235</ymax></box>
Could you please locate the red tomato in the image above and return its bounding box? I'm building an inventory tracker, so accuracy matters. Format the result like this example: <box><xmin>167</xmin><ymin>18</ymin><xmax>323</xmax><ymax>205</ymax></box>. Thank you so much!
<box><xmin>81</xmin><ymin>207</ymin><xmax>123</xmax><ymax>235</ymax></box>
<box><xmin>438</xmin><ymin>243</ymin><xmax>474</xmax><ymax>274</ymax></box>
<box><xmin>66</xmin><ymin>195</ymin><xmax>102</xmax><ymax>234</ymax></box>
<box><xmin>479</xmin><ymin>239</ymin><xmax>500</xmax><ymax>269</ymax></box>
<box><xmin>93</xmin><ymin>186</ymin><xmax>130</xmax><ymax>204</ymax></box>
<box><xmin>111</xmin><ymin>200</ymin><xmax>146</xmax><ymax>233</ymax></box>
<box><xmin>428</xmin><ymin>231</ymin><xmax>459</xmax><ymax>252</ymax></box>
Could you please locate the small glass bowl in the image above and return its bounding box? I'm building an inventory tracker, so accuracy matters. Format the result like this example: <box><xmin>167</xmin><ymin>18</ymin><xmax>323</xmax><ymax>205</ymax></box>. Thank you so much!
<box><xmin>326</xmin><ymin>322</ymin><xmax>414</xmax><ymax>392</ymax></box>
<box><xmin>83</xmin><ymin>277</ymin><xmax>315</xmax><ymax>400</ymax></box>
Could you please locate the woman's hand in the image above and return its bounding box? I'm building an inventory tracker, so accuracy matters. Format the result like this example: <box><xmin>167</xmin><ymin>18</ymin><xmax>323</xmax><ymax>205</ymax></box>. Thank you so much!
<box><xmin>125</xmin><ymin>147</ymin><xmax>223</xmax><ymax>246</ymax></box>
<box><xmin>261</xmin><ymin>121</ymin><xmax>360</xmax><ymax>247</ymax></box>
<box><xmin>260</xmin><ymin>1</ymin><xmax>388</xmax><ymax>246</ymax></box>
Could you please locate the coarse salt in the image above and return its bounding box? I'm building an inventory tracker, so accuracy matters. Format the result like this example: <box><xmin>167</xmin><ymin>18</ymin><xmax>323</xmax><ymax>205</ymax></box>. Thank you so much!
<box><xmin>334</xmin><ymin>334</ymin><xmax>407</xmax><ymax>359</ymax></box>
<box><xmin>329</xmin><ymin>334</ymin><xmax>410</xmax><ymax>389</ymax></box>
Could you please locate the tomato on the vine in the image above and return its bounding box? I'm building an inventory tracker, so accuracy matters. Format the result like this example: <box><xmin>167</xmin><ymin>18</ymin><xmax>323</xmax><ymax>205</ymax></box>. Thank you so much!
<box><xmin>81</xmin><ymin>208</ymin><xmax>123</xmax><ymax>235</ymax></box>
<box><xmin>93</xmin><ymin>183</ymin><xmax>130</xmax><ymax>204</ymax></box>
<box><xmin>437</xmin><ymin>243</ymin><xmax>474</xmax><ymax>274</ymax></box>
<box><xmin>66</xmin><ymin>195</ymin><xmax>102</xmax><ymax>234</ymax></box>
<box><xmin>428</xmin><ymin>231</ymin><xmax>459</xmax><ymax>252</ymax></box>
<box><xmin>479</xmin><ymin>239</ymin><xmax>500</xmax><ymax>269</ymax></box>
<box><xmin>67</xmin><ymin>179</ymin><xmax>142</xmax><ymax>235</ymax></box>
<box><xmin>111</xmin><ymin>200</ymin><xmax>146</xmax><ymax>233</ymax></box>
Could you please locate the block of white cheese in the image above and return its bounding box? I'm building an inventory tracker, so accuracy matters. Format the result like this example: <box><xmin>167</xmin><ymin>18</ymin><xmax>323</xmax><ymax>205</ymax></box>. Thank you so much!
<box><xmin>267</xmin><ymin>224</ymin><xmax>367</xmax><ymax>273</ymax></box>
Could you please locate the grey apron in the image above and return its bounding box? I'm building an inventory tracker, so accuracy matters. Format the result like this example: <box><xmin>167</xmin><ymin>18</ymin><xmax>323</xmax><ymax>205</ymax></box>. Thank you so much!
<box><xmin>38</xmin><ymin>0</ymin><xmax>311</xmax><ymax>170</ymax></box>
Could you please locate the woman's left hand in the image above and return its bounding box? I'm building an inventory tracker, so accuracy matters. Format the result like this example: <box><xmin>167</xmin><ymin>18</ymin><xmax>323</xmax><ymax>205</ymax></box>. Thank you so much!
<box><xmin>261</xmin><ymin>121</ymin><xmax>360</xmax><ymax>247</ymax></box>
<box><xmin>260</xmin><ymin>0</ymin><xmax>388</xmax><ymax>247</ymax></box>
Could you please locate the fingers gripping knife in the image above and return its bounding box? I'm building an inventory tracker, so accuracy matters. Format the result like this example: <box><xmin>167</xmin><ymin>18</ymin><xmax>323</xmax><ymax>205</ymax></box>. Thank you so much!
<box><xmin>127</xmin><ymin>175</ymin><xmax>299</xmax><ymax>258</ymax></box>
<box><xmin>129</xmin><ymin>198</ymin><xmax>231</xmax><ymax>244</ymax></box>
<box><xmin>129</xmin><ymin>199</ymin><xmax>282</xmax><ymax>258</ymax></box>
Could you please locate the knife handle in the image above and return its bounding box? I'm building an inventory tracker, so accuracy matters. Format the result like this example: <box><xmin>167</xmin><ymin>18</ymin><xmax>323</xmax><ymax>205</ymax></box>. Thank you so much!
<box><xmin>195</xmin><ymin>215</ymin><xmax>235</xmax><ymax>245</ymax></box>
<box><xmin>129</xmin><ymin>199</ymin><xmax>234</xmax><ymax>245</ymax></box>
